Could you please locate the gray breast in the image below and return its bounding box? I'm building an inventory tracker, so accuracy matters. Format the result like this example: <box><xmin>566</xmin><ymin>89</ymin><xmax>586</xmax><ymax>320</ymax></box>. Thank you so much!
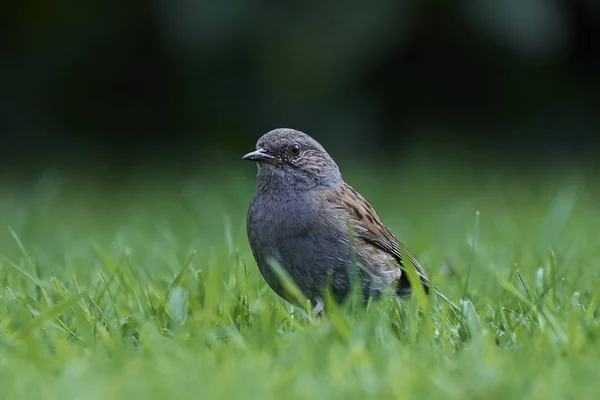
<box><xmin>246</xmin><ymin>192</ymin><xmax>355</xmax><ymax>302</ymax></box>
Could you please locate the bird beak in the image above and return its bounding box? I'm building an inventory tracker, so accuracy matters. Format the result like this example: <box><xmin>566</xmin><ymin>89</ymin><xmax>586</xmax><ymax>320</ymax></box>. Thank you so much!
<box><xmin>242</xmin><ymin>147</ymin><xmax>277</xmax><ymax>162</ymax></box>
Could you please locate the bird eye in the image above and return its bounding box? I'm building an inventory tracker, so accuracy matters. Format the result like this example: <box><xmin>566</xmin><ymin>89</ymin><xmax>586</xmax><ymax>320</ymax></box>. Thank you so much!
<box><xmin>289</xmin><ymin>144</ymin><xmax>301</xmax><ymax>156</ymax></box>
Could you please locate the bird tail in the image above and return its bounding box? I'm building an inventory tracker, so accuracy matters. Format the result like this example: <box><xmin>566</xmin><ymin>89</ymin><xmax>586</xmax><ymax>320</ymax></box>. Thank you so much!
<box><xmin>399</xmin><ymin>247</ymin><xmax>462</xmax><ymax>315</ymax></box>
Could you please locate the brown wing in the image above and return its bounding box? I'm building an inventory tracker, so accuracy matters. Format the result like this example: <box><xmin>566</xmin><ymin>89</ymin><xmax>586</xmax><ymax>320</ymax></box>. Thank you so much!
<box><xmin>323</xmin><ymin>183</ymin><xmax>430</xmax><ymax>293</ymax></box>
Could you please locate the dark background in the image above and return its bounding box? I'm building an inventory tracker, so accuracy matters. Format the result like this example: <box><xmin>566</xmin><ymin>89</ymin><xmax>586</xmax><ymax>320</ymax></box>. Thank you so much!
<box><xmin>2</xmin><ymin>0</ymin><xmax>599</xmax><ymax>176</ymax></box>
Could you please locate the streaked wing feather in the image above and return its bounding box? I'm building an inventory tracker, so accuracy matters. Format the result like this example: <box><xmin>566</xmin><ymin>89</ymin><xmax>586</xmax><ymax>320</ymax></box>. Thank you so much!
<box><xmin>324</xmin><ymin>183</ymin><xmax>430</xmax><ymax>291</ymax></box>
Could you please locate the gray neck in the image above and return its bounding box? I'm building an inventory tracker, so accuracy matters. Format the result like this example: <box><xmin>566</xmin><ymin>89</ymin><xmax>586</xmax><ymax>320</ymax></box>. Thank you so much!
<box><xmin>254</xmin><ymin>164</ymin><xmax>343</xmax><ymax>195</ymax></box>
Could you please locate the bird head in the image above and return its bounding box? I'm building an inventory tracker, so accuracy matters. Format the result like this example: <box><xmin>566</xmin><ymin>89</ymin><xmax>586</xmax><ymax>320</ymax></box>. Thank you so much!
<box><xmin>243</xmin><ymin>128</ymin><xmax>342</xmax><ymax>192</ymax></box>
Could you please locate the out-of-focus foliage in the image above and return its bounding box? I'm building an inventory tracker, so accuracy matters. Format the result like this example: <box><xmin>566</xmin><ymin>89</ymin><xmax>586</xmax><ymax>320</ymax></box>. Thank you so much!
<box><xmin>1</xmin><ymin>0</ymin><xmax>599</xmax><ymax>170</ymax></box>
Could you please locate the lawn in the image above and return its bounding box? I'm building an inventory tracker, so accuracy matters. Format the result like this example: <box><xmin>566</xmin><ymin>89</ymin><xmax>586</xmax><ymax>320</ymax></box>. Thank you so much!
<box><xmin>0</xmin><ymin>160</ymin><xmax>598</xmax><ymax>399</ymax></box>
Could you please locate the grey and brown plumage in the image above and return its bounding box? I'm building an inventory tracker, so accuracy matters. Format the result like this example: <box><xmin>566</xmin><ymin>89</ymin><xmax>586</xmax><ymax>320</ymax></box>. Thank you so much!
<box><xmin>244</xmin><ymin>128</ymin><xmax>450</xmax><ymax>312</ymax></box>
<box><xmin>322</xmin><ymin>182</ymin><xmax>430</xmax><ymax>298</ymax></box>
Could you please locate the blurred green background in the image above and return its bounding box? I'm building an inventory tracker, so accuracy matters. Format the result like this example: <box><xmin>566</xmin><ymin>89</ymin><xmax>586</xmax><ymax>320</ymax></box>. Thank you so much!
<box><xmin>1</xmin><ymin>3</ymin><xmax>600</xmax><ymax>399</ymax></box>
<box><xmin>2</xmin><ymin>0</ymin><xmax>599</xmax><ymax>175</ymax></box>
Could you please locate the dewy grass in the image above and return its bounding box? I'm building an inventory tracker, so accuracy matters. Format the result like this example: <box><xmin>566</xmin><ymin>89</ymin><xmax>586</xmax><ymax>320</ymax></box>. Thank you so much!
<box><xmin>0</xmin><ymin>164</ymin><xmax>598</xmax><ymax>399</ymax></box>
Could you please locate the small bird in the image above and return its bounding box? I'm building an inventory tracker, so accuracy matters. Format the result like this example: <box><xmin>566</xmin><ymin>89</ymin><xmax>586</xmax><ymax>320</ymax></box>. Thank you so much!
<box><xmin>244</xmin><ymin>128</ymin><xmax>443</xmax><ymax>313</ymax></box>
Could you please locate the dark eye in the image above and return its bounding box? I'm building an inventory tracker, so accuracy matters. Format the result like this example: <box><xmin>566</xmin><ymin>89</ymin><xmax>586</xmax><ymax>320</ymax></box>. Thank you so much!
<box><xmin>289</xmin><ymin>144</ymin><xmax>301</xmax><ymax>156</ymax></box>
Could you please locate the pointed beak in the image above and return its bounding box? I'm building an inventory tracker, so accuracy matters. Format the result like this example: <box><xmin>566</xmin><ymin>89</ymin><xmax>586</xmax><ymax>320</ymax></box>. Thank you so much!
<box><xmin>242</xmin><ymin>147</ymin><xmax>277</xmax><ymax>162</ymax></box>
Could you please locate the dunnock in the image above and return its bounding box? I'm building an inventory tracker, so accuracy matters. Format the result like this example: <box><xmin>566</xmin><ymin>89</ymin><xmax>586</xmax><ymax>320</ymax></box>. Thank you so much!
<box><xmin>244</xmin><ymin>128</ymin><xmax>449</xmax><ymax>313</ymax></box>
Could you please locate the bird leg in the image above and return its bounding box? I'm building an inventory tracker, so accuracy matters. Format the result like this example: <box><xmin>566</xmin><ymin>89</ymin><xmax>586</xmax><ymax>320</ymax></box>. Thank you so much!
<box><xmin>312</xmin><ymin>295</ymin><xmax>325</xmax><ymax>317</ymax></box>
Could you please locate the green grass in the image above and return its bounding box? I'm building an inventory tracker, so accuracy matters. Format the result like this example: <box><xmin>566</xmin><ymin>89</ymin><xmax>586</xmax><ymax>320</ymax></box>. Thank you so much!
<box><xmin>0</xmin><ymin>163</ymin><xmax>599</xmax><ymax>399</ymax></box>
